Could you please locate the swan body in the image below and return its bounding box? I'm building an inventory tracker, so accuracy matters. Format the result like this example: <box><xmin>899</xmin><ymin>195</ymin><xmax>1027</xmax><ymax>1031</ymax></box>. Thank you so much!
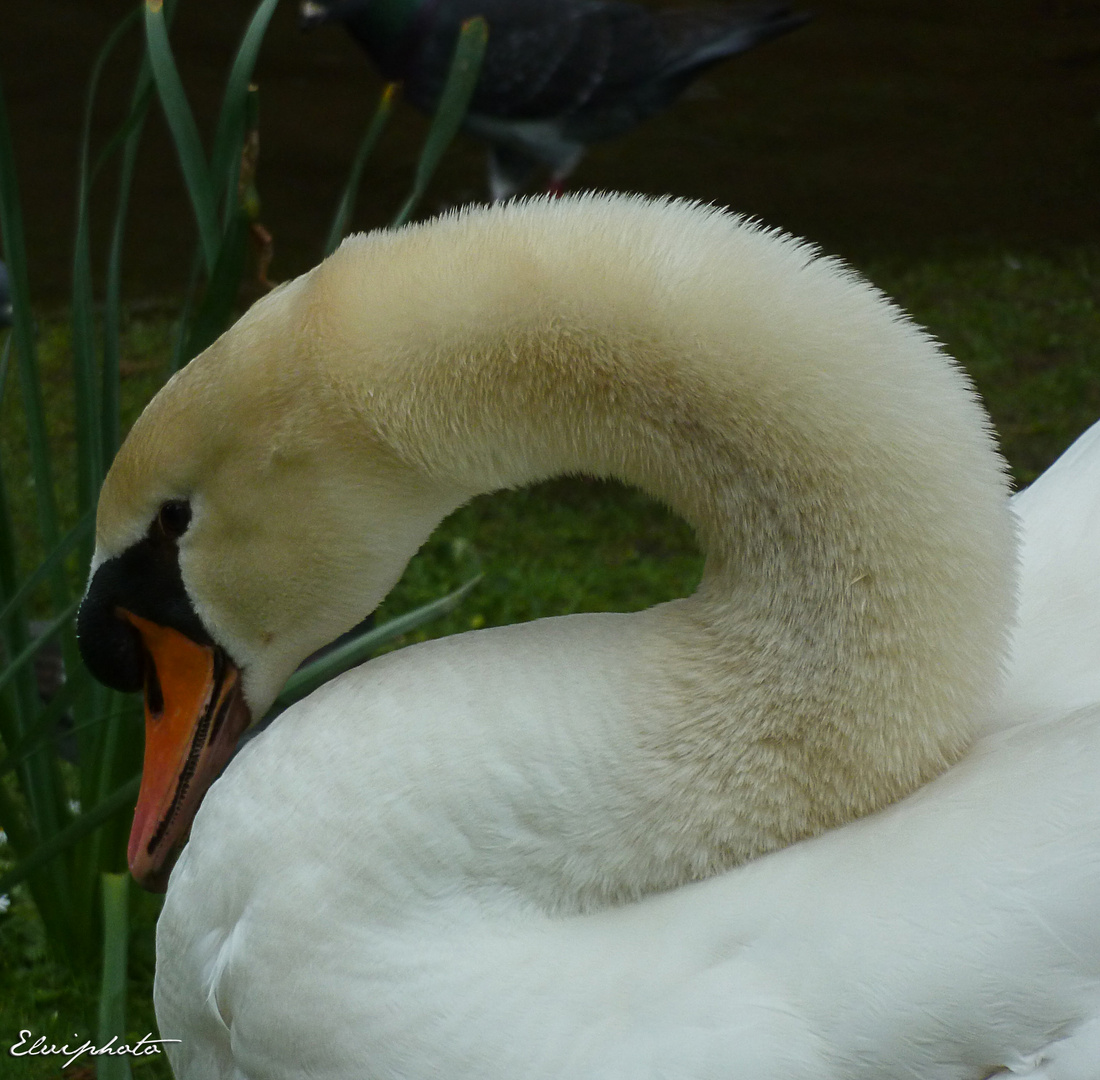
<box><xmin>996</xmin><ymin>420</ymin><xmax>1100</xmax><ymax>731</ymax></box>
<box><xmin>159</xmin><ymin>424</ymin><xmax>1100</xmax><ymax>1080</ymax></box>
<box><xmin>72</xmin><ymin>194</ymin><xmax>1100</xmax><ymax>1078</ymax></box>
<box><xmin>160</xmin><ymin>681</ymin><xmax>1100</xmax><ymax>1079</ymax></box>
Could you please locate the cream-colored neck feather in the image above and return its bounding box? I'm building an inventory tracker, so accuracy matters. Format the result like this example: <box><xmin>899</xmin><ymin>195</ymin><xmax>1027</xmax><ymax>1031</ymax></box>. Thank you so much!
<box><xmin>99</xmin><ymin>194</ymin><xmax>1016</xmax><ymax>896</ymax></box>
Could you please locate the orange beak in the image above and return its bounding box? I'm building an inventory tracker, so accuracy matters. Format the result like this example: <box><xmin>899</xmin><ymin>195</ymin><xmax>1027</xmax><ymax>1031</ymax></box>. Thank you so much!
<box><xmin>120</xmin><ymin>610</ymin><xmax>251</xmax><ymax>892</ymax></box>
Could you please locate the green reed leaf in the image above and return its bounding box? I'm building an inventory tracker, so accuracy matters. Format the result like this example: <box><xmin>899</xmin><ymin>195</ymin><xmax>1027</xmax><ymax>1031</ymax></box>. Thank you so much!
<box><xmin>325</xmin><ymin>83</ymin><xmax>399</xmax><ymax>257</ymax></box>
<box><xmin>143</xmin><ymin>0</ymin><xmax>219</xmax><ymax>272</ymax></box>
<box><xmin>392</xmin><ymin>17</ymin><xmax>487</xmax><ymax>228</ymax></box>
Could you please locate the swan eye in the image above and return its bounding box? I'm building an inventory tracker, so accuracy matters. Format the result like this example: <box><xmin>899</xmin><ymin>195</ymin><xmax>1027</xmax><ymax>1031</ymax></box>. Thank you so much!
<box><xmin>157</xmin><ymin>500</ymin><xmax>192</xmax><ymax>541</ymax></box>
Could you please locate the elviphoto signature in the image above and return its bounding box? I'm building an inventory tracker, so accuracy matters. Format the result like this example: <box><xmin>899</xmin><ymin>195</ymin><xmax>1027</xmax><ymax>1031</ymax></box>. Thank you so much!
<box><xmin>7</xmin><ymin>1029</ymin><xmax>180</xmax><ymax>1069</ymax></box>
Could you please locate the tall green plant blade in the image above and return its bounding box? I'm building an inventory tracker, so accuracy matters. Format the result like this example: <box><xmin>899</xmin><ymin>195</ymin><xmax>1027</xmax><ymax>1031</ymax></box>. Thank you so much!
<box><xmin>0</xmin><ymin>443</ymin><xmax>36</xmax><ymax>747</ymax></box>
<box><xmin>184</xmin><ymin>81</ymin><xmax>259</xmax><ymax>362</ymax></box>
<box><xmin>144</xmin><ymin>0</ymin><xmax>219</xmax><ymax>272</ymax></box>
<box><xmin>274</xmin><ymin>573</ymin><xmax>482</xmax><ymax>710</ymax></box>
<box><xmin>0</xmin><ymin>618</ymin><xmax>77</xmax><ymax>931</ymax></box>
<box><xmin>71</xmin><ymin>10</ymin><xmax>142</xmax><ymax>519</ymax></box>
<box><xmin>0</xmin><ymin>633</ymin><xmax>75</xmax><ymax>960</ymax></box>
<box><xmin>0</xmin><ymin>750</ymin><xmax>77</xmax><ymax>966</ymax></box>
<box><xmin>102</xmin><ymin>2</ymin><xmax>181</xmax><ymax>465</ymax></box>
<box><xmin>175</xmin><ymin>7</ymin><xmax>278</xmax><ymax>370</ymax></box>
<box><xmin>84</xmin><ymin>691</ymin><xmax>142</xmax><ymax>886</ymax></box>
<box><xmin>170</xmin><ymin>244</ymin><xmax>206</xmax><ymax>374</ymax></box>
<box><xmin>0</xmin><ymin>535</ymin><xmax>27</xmax><ymax>777</ymax></box>
<box><xmin>0</xmin><ymin>596</ymin><xmax>81</xmax><ymax>699</ymax></box>
<box><xmin>0</xmin><ymin>670</ymin><xmax>88</xmax><ymax>778</ymax></box>
<box><xmin>324</xmin><ymin>83</ymin><xmax>399</xmax><ymax>257</ymax></box>
<box><xmin>0</xmin><ymin>775</ymin><xmax>139</xmax><ymax>896</ymax></box>
<box><xmin>96</xmin><ymin>873</ymin><xmax>133</xmax><ymax>1080</ymax></box>
<box><xmin>392</xmin><ymin>17</ymin><xmax>487</xmax><ymax>228</ymax></box>
<box><xmin>208</xmin><ymin>0</ymin><xmax>281</xmax><ymax>206</ymax></box>
<box><xmin>72</xmin><ymin>5</ymin><xmax>147</xmax><ymax>503</ymax></box>
<box><xmin>0</xmin><ymin>65</ymin><xmax>77</xmax><ymax>949</ymax></box>
<box><xmin>80</xmin><ymin>8</ymin><xmax>143</xmax><ymax>181</ymax></box>
<box><xmin>0</xmin><ymin>490</ymin><xmax>39</xmax><ymax>919</ymax></box>
<box><xmin>0</xmin><ymin>769</ymin><xmax>36</xmax><ymax>863</ymax></box>
<box><xmin>181</xmin><ymin>211</ymin><xmax>250</xmax><ymax>362</ymax></box>
<box><xmin>90</xmin><ymin>87</ymin><xmax>154</xmax><ymax>188</ymax></box>
<box><xmin>0</xmin><ymin>509</ymin><xmax>93</xmax><ymax>628</ymax></box>
<box><xmin>70</xmin><ymin>4</ymin><xmax>153</xmax><ymax>919</ymax></box>
<box><xmin>0</xmin><ymin>67</ymin><xmax>64</xmax><ymax>570</ymax></box>
<box><xmin>64</xmin><ymin>12</ymin><xmax>175</xmax><ymax>954</ymax></box>
<box><xmin>99</xmin><ymin>82</ymin><xmax>152</xmax><ymax>466</ymax></box>
<box><xmin>0</xmin><ymin>773</ymin><xmax>75</xmax><ymax>961</ymax></box>
<box><xmin>57</xmin><ymin>17</ymin><xmax>148</xmax><ymax>872</ymax></box>
<box><xmin>0</xmin><ymin>332</ymin><xmax>11</xmax><ymax>412</ymax></box>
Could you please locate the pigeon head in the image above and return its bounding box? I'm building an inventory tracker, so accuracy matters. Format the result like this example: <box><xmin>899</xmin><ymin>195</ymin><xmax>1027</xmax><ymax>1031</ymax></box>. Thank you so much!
<box><xmin>300</xmin><ymin>0</ymin><xmax>426</xmax><ymax>76</ymax></box>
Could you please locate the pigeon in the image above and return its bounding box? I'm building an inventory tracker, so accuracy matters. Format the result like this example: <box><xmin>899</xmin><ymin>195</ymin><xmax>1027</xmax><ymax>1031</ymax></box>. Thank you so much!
<box><xmin>300</xmin><ymin>0</ymin><xmax>810</xmax><ymax>200</ymax></box>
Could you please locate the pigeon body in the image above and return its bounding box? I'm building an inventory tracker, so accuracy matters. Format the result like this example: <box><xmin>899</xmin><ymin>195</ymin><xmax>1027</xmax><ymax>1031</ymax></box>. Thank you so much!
<box><xmin>301</xmin><ymin>0</ymin><xmax>809</xmax><ymax>199</ymax></box>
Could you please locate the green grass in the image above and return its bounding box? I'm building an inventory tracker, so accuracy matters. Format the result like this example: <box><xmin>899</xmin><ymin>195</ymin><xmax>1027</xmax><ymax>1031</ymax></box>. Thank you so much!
<box><xmin>1</xmin><ymin>244</ymin><xmax>1098</xmax><ymax>1074</ymax></box>
<box><xmin>0</xmin><ymin>308</ymin><xmax>170</xmax><ymax>588</ymax></box>
<box><xmin>0</xmin><ymin>868</ymin><xmax>170</xmax><ymax>1078</ymax></box>
<box><xmin>871</xmin><ymin>248</ymin><xmax>1100</xmax><ymax>486</ymax></box>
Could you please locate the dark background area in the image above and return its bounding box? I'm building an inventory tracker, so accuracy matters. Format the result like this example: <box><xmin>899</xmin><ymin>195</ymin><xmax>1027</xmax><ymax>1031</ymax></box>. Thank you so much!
<box><xmin>2</xmin><ymin>0</ymin><xmax>1099</xmax><ymax>302</ymax></box>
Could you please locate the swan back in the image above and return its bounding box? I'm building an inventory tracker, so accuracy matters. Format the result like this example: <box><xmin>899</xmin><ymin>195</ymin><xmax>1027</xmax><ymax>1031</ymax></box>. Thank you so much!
<box><xmin>157</xmin><ymin>653</ymin><xmax>1100</xmax><ymax>1080</ymax></box>
<box><xmin>999</xmin><ymin>420</ymin><xmax>1100</xmax><ymax>728</ymax></box>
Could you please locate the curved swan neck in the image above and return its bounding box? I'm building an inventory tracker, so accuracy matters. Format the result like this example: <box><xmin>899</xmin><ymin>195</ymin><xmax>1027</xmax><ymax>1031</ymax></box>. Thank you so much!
<box><xmin>105</xmin><ymin>195</ymin><xmax>1016</xmax><ymax>888</ymax></box>
<box><xmin>291</xmin><ymin>196</ymin><xmax>1017</xmax><ymax>868</ymax></box>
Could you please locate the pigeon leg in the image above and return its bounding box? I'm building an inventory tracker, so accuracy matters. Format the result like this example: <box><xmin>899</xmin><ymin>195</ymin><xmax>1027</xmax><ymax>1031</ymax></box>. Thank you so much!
<box><xmin>487</xmin><ymin>143</ymin><xmax>541</xmax><ymax>202</ymax></box>
<box><xmin>546</xmin><ymin>145</ymin><xmax>584</xmax><ymax>198</ymax></box>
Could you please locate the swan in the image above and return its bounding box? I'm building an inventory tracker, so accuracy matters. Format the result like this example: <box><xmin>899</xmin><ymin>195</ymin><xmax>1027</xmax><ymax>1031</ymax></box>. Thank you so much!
<box><xmin>996</xmin><ymin>419</ymin><xmax>1100</xmax><ymax>733</ymax></box>
<box><xmin>74</xmin><ymin>194</ymin><xmax>1100</xmax><ymax>1078</ymax></box>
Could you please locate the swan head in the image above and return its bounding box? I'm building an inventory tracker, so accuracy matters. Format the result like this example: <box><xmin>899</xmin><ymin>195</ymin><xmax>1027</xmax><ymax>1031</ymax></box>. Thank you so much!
<box><xmin>77</xmin><ymin>271</ymin><xmax>455</xmax><ymax>889</ymax></box>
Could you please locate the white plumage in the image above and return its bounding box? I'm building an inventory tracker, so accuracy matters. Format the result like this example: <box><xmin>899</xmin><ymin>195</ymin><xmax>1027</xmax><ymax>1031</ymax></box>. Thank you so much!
<box><xmin>82</xmin><ymin>195</ymin><xmax>1100</xmax><ymax>1078</ymax></box>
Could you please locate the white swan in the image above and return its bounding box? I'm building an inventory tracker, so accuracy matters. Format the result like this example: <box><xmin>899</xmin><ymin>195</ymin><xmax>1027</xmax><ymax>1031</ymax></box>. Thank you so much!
<box><xmin>996</xmin><ymin>420</ymin><xmax>1100</xmax><ymax>732</ymax></box>
<box><xmin>75</xmin><ymin>195</ymin><xmax>1100</xmax><ymax>1078</ymax></box>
